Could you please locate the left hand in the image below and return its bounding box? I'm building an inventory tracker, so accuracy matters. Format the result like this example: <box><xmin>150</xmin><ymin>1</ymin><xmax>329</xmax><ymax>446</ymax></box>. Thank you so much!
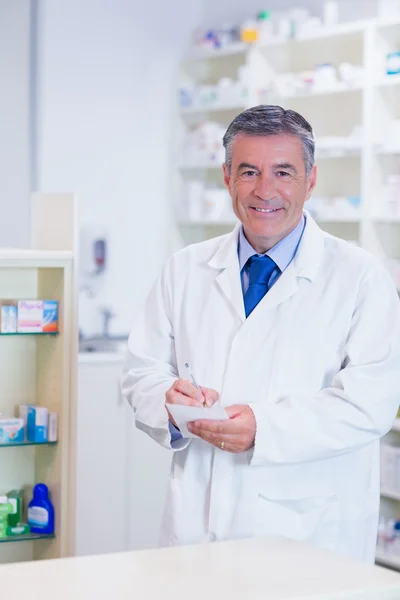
<box><xmin>187</xmin><ymin>405</ymin><xmax>256</xmax><ymax>453</ymax></box>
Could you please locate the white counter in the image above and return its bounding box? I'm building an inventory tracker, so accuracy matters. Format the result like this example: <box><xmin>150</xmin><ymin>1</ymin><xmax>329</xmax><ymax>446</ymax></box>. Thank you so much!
<box><xmin>2</xmin><ymin>537</ymin><xmax>400</xmax><ymax>600</ymax></box>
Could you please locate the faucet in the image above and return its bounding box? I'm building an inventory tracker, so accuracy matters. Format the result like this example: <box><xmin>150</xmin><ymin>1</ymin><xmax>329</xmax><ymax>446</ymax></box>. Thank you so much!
<box><xmin>100</xmin><ymin>306</ymin><xmax>115</xmax><ymax>338</ymax></box>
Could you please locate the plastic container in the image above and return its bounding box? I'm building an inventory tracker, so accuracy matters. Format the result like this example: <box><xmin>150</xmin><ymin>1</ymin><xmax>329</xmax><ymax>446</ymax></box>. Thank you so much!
<box><xmin>387</xmin><ymin>51</ymin><xmax>400</xmax><ymax>76</ymax></box>
<box><xmin>27</xmin><ymin>483</ymin><xmax>55</xmax><ymax>535</ymax></box>
<box><xmin>257</xmin><ymin>10</ymin><xmax>274</xmax><ymax>43</ymax></box>
<box><xmin>240</xmin><ymin>19</ymin><xmax>258</xmax><ymax>43</ymax></box>
<box><xmin>323</xmin><ymin>1</ymin><xmax>339</xmax><ymax>27</ymax></box>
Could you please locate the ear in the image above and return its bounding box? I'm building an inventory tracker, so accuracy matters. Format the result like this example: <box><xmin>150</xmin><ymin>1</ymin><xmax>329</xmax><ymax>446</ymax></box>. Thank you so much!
<box><xmin>305</xmin><ymin>164</ymin><xmax>317</xmax><ymax>201</ymax></box>
<box><xmin>223</xmin><ymin>163</ymin><xmax>231</xmax><ymax>194</ymax></box>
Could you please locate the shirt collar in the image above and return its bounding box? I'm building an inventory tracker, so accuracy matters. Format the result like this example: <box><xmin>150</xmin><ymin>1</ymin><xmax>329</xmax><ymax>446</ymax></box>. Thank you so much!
<box><xmin>238</xmin><ymin>214</ymin><xmax>306</xmax><ymax>273</ymax></box>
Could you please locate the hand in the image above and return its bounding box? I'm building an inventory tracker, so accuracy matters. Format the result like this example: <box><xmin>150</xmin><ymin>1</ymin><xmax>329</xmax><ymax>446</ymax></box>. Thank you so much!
<box><xmin>165</xmin><ymin>380</ymin><xmax>219</xmax><ymax>427</ymax></box>
<box><xmin>187</xmin><ymin>405</ymin><xmax>256</xmax><ymax>453</ymax></box>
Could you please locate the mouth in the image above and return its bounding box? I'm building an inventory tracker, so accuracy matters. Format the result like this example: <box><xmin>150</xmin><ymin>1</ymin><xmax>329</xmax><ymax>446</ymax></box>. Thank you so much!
<box><xmin>250</xmin><ymin>207</ymin><xmax>284</xmax><ymax>215</ymax></box>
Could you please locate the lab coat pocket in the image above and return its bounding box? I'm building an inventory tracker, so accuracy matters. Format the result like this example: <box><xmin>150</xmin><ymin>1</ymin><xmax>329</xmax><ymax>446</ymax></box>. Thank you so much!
<box><xmin>255</xmin><ymin>491</ymin><xmax>339</xmax><ymax>550</ymax></box>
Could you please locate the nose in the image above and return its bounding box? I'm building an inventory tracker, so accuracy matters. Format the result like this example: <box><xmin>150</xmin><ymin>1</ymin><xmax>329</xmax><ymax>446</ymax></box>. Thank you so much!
<box><xmin>254</xmin><ymin>172</ymin><xmax>275</xmax><ymax>200</ymax></box>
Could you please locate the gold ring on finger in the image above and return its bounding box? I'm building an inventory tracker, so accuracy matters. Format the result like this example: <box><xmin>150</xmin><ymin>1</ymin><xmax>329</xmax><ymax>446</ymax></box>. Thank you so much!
<box><xmin>220</xmin><ymin>441</ymin><xmax>224</xmax><ymax>450</ymax></box>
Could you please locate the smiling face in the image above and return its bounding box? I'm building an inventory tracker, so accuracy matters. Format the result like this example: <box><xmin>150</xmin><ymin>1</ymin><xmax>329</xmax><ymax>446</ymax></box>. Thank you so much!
<box><xmin>223</xmin><ymin>133</ymin><xmax>317</xmax><ymax>253</ymax></box>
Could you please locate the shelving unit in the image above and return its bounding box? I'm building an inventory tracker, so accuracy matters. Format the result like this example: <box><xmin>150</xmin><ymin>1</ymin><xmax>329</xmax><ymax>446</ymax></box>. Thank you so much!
<box><xmin>376</xmin><ymin>551</ymin><xmax>400</xmax><ymax>570</ymax></box>
<box><xmin>174</xmin><ymin>17</ymin><xmax>400</xmax><ymax>568</ymax></box>
<box><xmin>174</xmin><ymin>16</ymin><xmax>400</xmax><ymax>271</ymax></box>
<box><xmin>0</xmin><ymin>440</ymin><xmax>57</xmax><ymax>448</ymax></box>
<box><xmin>0</xmin><ymin>194</ymin><xmax>78</xmax><ymax>565</ymax></box>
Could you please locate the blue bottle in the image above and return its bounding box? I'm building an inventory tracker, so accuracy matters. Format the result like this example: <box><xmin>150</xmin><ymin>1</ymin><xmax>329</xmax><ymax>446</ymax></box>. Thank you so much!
<box><xmin>27</xmin><ymin>484</ymin><xmax>55</xmax><ymax>535</ymax></box>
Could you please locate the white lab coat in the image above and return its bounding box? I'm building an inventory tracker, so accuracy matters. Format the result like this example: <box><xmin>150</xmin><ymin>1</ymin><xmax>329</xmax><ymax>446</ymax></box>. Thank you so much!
<box><xmin>121</xmin><ymin>213</ymin><xmax>400</xmax><ymax>562</ymax></box>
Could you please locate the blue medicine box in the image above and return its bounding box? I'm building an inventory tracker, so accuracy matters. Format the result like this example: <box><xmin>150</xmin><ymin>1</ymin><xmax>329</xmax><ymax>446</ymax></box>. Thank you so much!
<box><xmin>27</xmin><ymin>407</ymin><xmax>48</xmax><ymax>443</ymax></box>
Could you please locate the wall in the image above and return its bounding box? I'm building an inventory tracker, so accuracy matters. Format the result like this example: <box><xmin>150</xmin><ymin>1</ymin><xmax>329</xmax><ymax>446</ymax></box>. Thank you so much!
<box><xmin>0</xmin><ymin>0</ymin><xmax>33</xmax><ymax>247</ymax></box>
<box><xmin>201</xmin><ymin>0</ymin><xmax>379</xmax><ymax>27</ymax></box>
<box><xmin>35</xmin><ymin>0</ymin><xmax>201</xmax><ymax>336</ymax></box>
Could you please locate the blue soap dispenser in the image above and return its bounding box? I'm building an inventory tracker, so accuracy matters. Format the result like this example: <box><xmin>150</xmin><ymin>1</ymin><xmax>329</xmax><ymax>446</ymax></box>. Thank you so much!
<box><xmin>27</xmin><ymin>483</ymin><xmax>55</xmax><ymax>535</ymax></box>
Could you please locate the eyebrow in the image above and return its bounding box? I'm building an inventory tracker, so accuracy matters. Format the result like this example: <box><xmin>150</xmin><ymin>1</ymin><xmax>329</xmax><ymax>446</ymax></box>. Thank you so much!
<box><xmin>237</xmin><ymin>162</ymin><xmax>259</xmax><ymax>172</ymax></box>
<box><xmin>236</xmin><ymin>161</ymin><xmax>298</xmax><ymax>173</ymax></box>
<box><xmin>273</xmin><ymin>162</ymin><xmax>298</xmax><ymax>173</ymax></box>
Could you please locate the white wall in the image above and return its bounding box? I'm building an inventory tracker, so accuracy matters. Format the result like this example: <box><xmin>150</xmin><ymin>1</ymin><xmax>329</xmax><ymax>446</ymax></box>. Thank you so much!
<box><xmin>0</xmin><ymin>0</ymin><xmax>33</xmax><ymax>247</ymax></box>
<box><xmin>201</xmin><ymin>0</ymin><xmax>378</xmax><ymax>27</ymax></box>
<box><xmin>35</xmin><ymin>0</ymin><xmax>201</xmax><ymax>336</ymax></box>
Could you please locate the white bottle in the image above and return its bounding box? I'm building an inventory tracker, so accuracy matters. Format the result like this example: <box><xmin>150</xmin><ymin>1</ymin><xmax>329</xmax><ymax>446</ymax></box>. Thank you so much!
<box><xmin>323</xmin><ymin>1</ymin><xmax>339</xmax><ymax>27</ymax></box>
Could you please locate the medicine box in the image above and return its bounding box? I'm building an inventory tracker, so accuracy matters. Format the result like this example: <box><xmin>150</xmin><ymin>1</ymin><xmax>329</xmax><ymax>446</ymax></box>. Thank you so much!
<box><xmin>17</xmin><ymin>300</ymin><xmax>58</xmax><ymax>333</ymax></box>
<box><xmin>27</xmin><ymin>407</ymin><xmax>48</xmax><ymax>443</ymax></box>
<box><xmin>0</xmin><ymin>417</ymin><xmax>24</xmax><ymax>444</ymax></box>
<box><xmin>0</xmin><ymin>301</ymin><xmax>17</xmax><ymax>333</ymax></box>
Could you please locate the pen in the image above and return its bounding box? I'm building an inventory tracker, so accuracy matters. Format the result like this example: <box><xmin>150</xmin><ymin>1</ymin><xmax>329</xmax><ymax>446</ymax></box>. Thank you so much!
<box><xmin>184</xmin><ymin>362</ymin><xmax>205</xmax><ymax>406</ymax></box>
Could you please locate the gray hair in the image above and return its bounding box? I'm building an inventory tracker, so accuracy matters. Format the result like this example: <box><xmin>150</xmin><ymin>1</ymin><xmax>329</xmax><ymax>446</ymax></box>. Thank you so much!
<box><xmin>223</xmin><ymin>105</ymin><xmax>315</xmax><ymax>177</ymax></box>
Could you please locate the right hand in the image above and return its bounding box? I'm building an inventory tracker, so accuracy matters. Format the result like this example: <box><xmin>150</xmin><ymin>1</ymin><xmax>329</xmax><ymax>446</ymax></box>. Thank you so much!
<box><xmin>165</xmin><ymin>380</ymin><xmax>220</xmax><ymax>427</ymax></box>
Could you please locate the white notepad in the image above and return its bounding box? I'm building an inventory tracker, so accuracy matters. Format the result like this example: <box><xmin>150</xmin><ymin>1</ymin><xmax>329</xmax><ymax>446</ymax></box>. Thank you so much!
<box><xmin>166</xmin><ymin>403</ymin><xmax>228</xmax><ymax>438</ymax></box>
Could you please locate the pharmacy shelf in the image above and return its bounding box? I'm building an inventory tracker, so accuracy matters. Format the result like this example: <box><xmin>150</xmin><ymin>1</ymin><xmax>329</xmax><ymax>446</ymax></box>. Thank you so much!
<box><xmin>376</xmin><ymin>16</ymin><xmax>400</xmax><ymax>29</ymax></box>
<box><xmin>375</xmin><ymin>217</ymin><xmax>400</xmax><ymax>223</ymax></box>
<box><xmin>0</xmin><ymin>533</ymin><xmax>55</xmax><ymax>545</ymax></box>
<box><xmin>392</xmin><ymin>419</ymin><xmax>400</xmax><ymax>433</ymax></box>
<box><xmin>377</xmin><ymin>75</ymin><xmax>400</xmax><ymax>88</ymax></box>
<box><xmin>0</xmin><ymin>332</ymin><xmax>59</xmax><ymax>336</ymax></box>
<box><xmin>314</xmin><ymin>215</ymin><xmax>362</xmax><ymax>223</ymax></box>
<box><xmin>0</xmin><ymin>440</ymin><xmax>57</xmax><ymax>448</ymax></box>
<box><xmin>186</xmin><ymin>21</ymin><xmax>369</xmax><ymax>60</ymax></box>
<box><xmin>376</xmin><ymin>552</ymin><xmax>400</xmax><ymax>570</ymax></box>
<box><xmin>376</xmin><ymin>147</ymin><xmax>400</xmax><ymax>156</ymax></box>
<box><xmin>315</xmin><ymin>149</ymin><xmax>361</xmax><ymax>159</ymax></box>
<box><xmin>294</xmin><ymin>20</ymin><xmax>368</xmax><ymax>42</ymax></box>
<box><xmin>381</xmin><ymin>488</ymin><xmax>400</xmax><ymax>502</ymax></box>
<box><xmin>180</xmin><ymin>102</ymin><xmax>249</xmax><ymax>115</ymax></box>
<box><xmin>185</xmin><ymin>42</ymin><xmax>249</xmax><ymax>61</ymax></box>
<box><xmin>280</xmin><ymin>84</ymin><xmax>363</xmax><ymax>100</ymax></box>
<box><xmin>0</xmin><ymin>193</ymin><xmax>78</xmax><ymax>565</ymax></box>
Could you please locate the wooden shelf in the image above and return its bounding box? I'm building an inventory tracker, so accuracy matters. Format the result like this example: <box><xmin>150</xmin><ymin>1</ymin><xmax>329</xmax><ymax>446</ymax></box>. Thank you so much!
<box><xmin>376</xmin><ymin>551</ymin><xmax>400</xmax><ymax>570</ymax></box>
<box><xmin>0</xmin><ymin>193</ymin><xmax>78</xmax><ymax>565</ymax></box>
<box><xmin>381</xmin><ymin>488</ymin><xmax>400</xmax><ymax>501</ymax></box>
<box><xmin>0</xmin><ymin>533</ymin><xmax>55</xmax><ymax>545</ymax></box>
<box><xmin>0</xmin><ymin>441</ymin><xmax>57</xmax><ymax>448</ymax></box>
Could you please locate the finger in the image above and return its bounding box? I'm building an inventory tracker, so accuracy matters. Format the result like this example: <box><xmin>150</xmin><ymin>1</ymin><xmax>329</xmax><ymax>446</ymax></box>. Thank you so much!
<box><xmin>200</xmin><ymin>387</ymin><xmax>219</xmax><ymax>408</ymax></box>
<box><xmin>167</xmin><ymin>392</ymin><xmax>203</xmax><ymax>407</ymax></box>
<box><xmin>188</xmin><ymin>424</ymin><xmax>238</xmax><ymax>447</ymax></box>
<box><xmin>174</xmin><ymin>380</ymin><xmax>203</xmax><ymax>403</ymax></box>
<box><xmin>225</xmin><ymin>405</ymin><xmax>245</xmax><ymax>419</ymax></box>
<box><xmin>190</xmin><ymin>418</ymin><xmax>240</xmax><ymax>435</ymax></box>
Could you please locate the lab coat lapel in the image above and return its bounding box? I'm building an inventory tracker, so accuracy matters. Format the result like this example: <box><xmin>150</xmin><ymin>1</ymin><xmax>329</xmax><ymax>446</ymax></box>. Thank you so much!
<box><xmin>208</xmin><ymin>224</ymin><xmax>245</xmax><ymax>322</ymax></box>
<box><xmin>207</xmin><ymin>214</ymin><xmax>325</xmax><ymax>321</ymax></box>
<box><xmin>245</xmin><ymin>212</ymin><xmax>325</xmax><ymax>317</ymax></box>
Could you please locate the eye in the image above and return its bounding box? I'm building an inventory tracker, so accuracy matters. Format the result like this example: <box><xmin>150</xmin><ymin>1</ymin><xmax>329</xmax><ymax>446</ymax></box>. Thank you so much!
<box><xmin>242</xmin><ymin>170</ymin><xmax>257</xmax><ymax>177</ymax></box>
<box><xmin>276</xmin><ymin>171</ymin><xmax>290</xmax><ymax>177</ymax></box>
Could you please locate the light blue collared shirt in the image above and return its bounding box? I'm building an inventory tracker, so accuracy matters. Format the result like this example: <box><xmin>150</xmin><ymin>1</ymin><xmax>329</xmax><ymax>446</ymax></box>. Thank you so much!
<box><xmin>170</xmin><ymin>214</ymin><xmax>306</xmax><ymax>444</ymax></box>
<box><xmin>238</xmin><ymin>214</ymin><xmax>306</xmax><ymax>295</ymax></box>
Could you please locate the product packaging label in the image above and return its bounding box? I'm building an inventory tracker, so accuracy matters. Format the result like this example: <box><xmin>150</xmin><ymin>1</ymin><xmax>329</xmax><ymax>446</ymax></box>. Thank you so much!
<box><xmin>28</xmin><ymin>506</ymin><xmax>49</xmax><ymax>527</ymax></box>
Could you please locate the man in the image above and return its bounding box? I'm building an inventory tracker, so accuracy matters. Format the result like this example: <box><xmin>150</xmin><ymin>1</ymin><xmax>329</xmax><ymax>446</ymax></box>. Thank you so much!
<box><xmin>121</xmin><ymin>105</ymin><xmax>400</xmax><ymax>562</ymax></box>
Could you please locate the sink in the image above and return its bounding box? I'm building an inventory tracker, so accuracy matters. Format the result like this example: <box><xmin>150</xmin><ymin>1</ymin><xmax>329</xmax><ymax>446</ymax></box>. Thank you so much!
<box><xmin>79</xmin><ymin>335</ymin><xmax>129</xmax><ymax>354</ymax></box>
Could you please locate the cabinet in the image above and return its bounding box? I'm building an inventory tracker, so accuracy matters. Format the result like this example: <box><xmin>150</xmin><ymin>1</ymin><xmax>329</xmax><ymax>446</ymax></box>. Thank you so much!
<box><xmin>174</xmin><ymin>18</ymin><xmax>400</xmax><ymax>293</ymax></box>
<box><xmin>75</xmin><ymin>354</ymin><xmax>171</xmax><ymax>555</ymax></box>
<box><xmin>0</xmin><ymin>194</ymin><xmax>78</xmax><ymax>564</ymax></box>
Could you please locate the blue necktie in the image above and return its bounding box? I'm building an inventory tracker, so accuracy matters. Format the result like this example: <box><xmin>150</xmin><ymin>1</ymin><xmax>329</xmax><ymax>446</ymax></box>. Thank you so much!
<box><xmin>244</xmin><ymin>255</ymin><xmax>277</xmax><ymax>318</ymax></box>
